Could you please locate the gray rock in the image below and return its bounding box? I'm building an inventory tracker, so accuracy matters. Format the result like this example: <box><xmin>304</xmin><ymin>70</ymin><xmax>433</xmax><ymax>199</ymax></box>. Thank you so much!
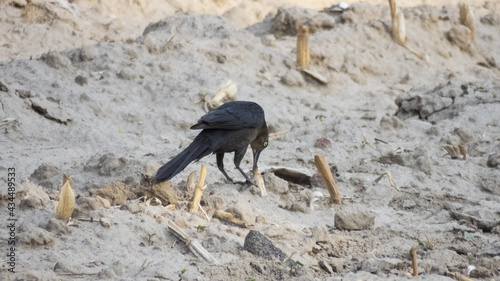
<box><xmin>481</xmin><ymin>13</ymin><xmax>500</xmax><ymax>26</ymax></box>
<box><xmin>266</xmin><ymin>173</ymin><xmax>289</xmax><ymax>194</ymax></box>
<box><xmin>19</xmin><ymin>227</ymin><xmax>54</xmax><ymax>246</ymax></box>
<box><xmin>227</xmin><ymin>200</ymin><xmax>254</xmax><ymax>225</ymax></box>
<box><xmin>487</xmin><ymin>154</ymin><xmax>500</xmax><ymax>168</ymax></box>
<box><xmin>319</xmin><ymin>260</ymin><xmax>333</xmax><ymax>273</ymax></box>
<box><xmin>447</xmin><ymin>26</ymin><xmax>472</xmax><ymax>50</ymax></box>
<box><xmin>244</xmin><ymin>230</ymin><xmax>286</xmax><ymax>261</ymax></box>
<box><xmin>335</xmin><ymin>211</ymin><xmax>375</xmax><ymax>230</ymax></box>
<box><xmin>45</xmin><ymin>218</ymin><xmax>72</xmax><ymax>235</ymax></box>
<box><xmin>42</xmin><ymin>51</ymin><xmax>71</xmax><ymax>69</ymax></box>
<box><xmin>361</xmin><ymin>258</ymin><xmax>404</xmax><ymax>273</ymax></box>
<box><xmin>120</xmin><ymin>200</ymin><xmax>144</xmax><ymax>214</ymax></box>
<box><xmin>379</xmin><ymin>116</ymin><xmax>404</xmax><ymax>130</ymax></box>
<box><xmin>20</xmin><ymin>197</ymin><xmax>43</xmax><ymax>209</ymax></box>
<box><xmin>281</xmin><ymin>70</ymin><xmax>304</xmax><ymax>87</ymax></box>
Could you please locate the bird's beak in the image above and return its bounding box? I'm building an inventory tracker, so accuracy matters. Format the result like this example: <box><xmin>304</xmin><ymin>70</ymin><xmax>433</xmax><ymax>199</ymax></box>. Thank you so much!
<box><xmin>252</xmin><ymin>148</ymin><xmax>262</xmax><ymax>171</ymax></box>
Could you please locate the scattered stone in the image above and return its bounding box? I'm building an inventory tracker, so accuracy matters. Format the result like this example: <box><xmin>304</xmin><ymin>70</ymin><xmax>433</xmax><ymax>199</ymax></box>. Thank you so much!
<box><xmin>0</xmin><ymin>81</ymin><xmax>8</xmax><ymax>92</ymax></box>
<box><xmin>73</xmin><ymin>197</ymin><xmax>98</xmax><ymax>217</ymax></box>
<box><xmin>310</xmin><ymin>172</ymin><xmax>326</xmax><ymax>188</ymax></box>
<box><xmin>361</xmin><ymin>258</ymin><xmax>404</xmax><ymax>273</ymax></box>
<box><xmin>290</xmin><ymin>202</ymin><xmax>310</xmax><ymax>213</ymax></box>
<box><xmin>487</xmin><ymin>154</ymin><xmax>500</xmax><ymax>168</ymax></box>
<box><xmin>244</xmin><ymin>230</ymin><xmax>287</xmax><ymax>261</ymax></box>
<box><xmin>100</xmin><ymin>217</ymin><xmax>111</xmax><ymax>228</ymax></box>
<box><xmin>250</xmin><ymin>261</ymin><xmax>263</xmax><ymax>274</ymax></box>
<box><xmin>95</xmin><ymin>182</ymin><xmax>132</xmax><ymax>205</ymax></box>
<box><xmin>335</xmin><ymin>211</ymin><xmax>375</xmax><ymax>230</ymax></box>
<box><xmin>480</xmin><ymin>13</ymin><xmax>500</xmax><ymax>26</ymax></box>
<box><xmin>319</xmin><ymin>260</ymin><xmax>333</xmax><ymax>273</ymax></box>
<box><xmin>271</xmin><ymin>7</ymin><xmax>335</xmax><ymax>36</ymax></box>
<box><xmin>266</xmin><ymin>173</ymin><xmax>289</xmax><ymax>194</ymax></box>
<box><xmin>42</xmin><ymin>51</ymin><xmax>72</xmax><ymax>69</ymax></box>
<box><xmin>141</xmin><ymin>181</ymin><xmax>178</xmax><ymax>205</ymax></box>
<box><xmin>95</xmin><ymin>195</ymin><xmax>111</xmax><ymax>208</ymax></box>
<box><xmin>54</xmin><ymin>261</ymin><xmax>73</xmax><ymax>273</ymax></box>
<box><xmin>395</xmin><ymin>83</ymin><xmax>463</xmax><ymax>120</ymax></box>
<box><xmin>447</xmin><ymin>25</ymin><xmax>472</xmax><ymax>50</ymax></box>
<box><xmin>19</xmin><ymin>227</ymin><xmax>55</xmax><ymax>246</ymax></box>
<box><xmin>75</xmin><ymin>75</ymin><xmax>88</xmax><ymax>86</ymax></box>
<box><xmin>378</xmin><ymin>151</ymin><xmax>405</xmax><ymax>166</ymax></box>
<box><xmin>280</xmin><ymin>70</ymin><xmax>304</xmax><ymax>87</ymax></box>
<box><xmin>379</xmin><ymin>116</ymin><xmax>404</xmax><ymax>130</ymax></box>
<box><xmin>255</xmin><ymin>215</ymin><xmax>266</xmax><ymax>224</ymax></box>
<box><xmin>16</xmin><ymin>89</ymin><xmax>31</xmax><ymax>98</ymax></box>
<box><xmin>479</xmin><ymin>173</ymin><xmax>500</xmax><ymax>195</ymax></box>
<box><xmin>314</xmin><ymin>138</ymin><xmax>332</xmax><ymax>149</ymax></box>
<box><xmin>85</xmin><ymin>153</ymin><xmax>128</xmax><ymax>176</ymax></box>
<box><xmin>470</xmin><ymin>266</ymin><xmax>492</xmax><ymax>278</ymax></box>
<box><xmin>29</xmin><ymin>163</ymin><xmax>60</xmax><ymax>190</ymax></box>
<box><xmin>31</xmin><ymin>163</ymin><xmax>59</xmax><ymax>182</ymax></box>
<box><xmin>19</xmin><ymin>197</ymin><xmax>43</xmax><ymax>209</ymax></box>
<box><xmin>44</xmin><ymin>218</ymin><xmax>72</xmax><ymax>235</ymax></box>
<box><xmin>120</xmin><ymin>200</ymin><xmax>144</xmax><ymax>214</ymax></box>
<box><xmin>117</xmin><ymin>68</ymin><xmax>136</xmax><ymax>80</ymax></box>
<box><xmin>227</xmin><ymin>200</ymin><xmax>255</xmax><ymax>225</ymax></box>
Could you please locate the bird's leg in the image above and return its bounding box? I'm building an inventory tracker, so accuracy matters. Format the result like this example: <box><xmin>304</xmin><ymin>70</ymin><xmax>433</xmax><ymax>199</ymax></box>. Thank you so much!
<box><xmin>216</xmin><ymin>153</ymin><xmax>234</xmax><ymax>183</ymax></box>
<box><xmin>234</xmin><ymin>146</ymin><xmax>258</xmax><ymax>187</ymax></box>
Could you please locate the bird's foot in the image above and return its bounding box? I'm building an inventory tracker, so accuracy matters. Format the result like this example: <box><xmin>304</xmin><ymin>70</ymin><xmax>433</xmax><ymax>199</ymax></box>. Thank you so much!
<box><xmin>245</xmin><ymin>179</ymin><xmax>258</xmax><ymax>187</ymax></box>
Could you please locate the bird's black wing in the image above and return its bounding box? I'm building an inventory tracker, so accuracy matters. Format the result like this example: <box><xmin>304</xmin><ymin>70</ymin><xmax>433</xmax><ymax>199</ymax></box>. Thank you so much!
<box><xmin>191</xmin><ymin>101</ymin><xmax>264</xmax><ymax>130</ymax></box>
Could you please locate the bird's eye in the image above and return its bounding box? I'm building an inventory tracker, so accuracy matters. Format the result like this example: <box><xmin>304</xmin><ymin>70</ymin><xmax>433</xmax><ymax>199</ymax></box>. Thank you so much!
<box><xmin>263</xmin><ymin>142</ymin><xmax>268</xmax><ymax>147</ymax></box>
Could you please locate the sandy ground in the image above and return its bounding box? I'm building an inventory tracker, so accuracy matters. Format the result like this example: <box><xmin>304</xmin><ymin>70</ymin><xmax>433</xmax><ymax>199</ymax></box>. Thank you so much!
<box><xmin>0</xmin><ymin>0</ymin><xmax>500</xmax><ymax>280</ymax></box>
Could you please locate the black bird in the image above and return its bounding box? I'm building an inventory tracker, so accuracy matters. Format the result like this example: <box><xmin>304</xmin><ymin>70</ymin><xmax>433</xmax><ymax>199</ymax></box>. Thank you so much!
<box><xmin>156</xmin><ymin>101</ymin><xmax>269</xmax><ymax>185</ymax></box>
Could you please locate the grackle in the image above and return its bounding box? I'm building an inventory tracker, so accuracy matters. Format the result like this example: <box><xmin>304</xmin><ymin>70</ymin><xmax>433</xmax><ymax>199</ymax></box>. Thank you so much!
<box><xmin>156</xmin><ymin>101</ymin><xmax>269</xmax><ymax>185</ymax></box>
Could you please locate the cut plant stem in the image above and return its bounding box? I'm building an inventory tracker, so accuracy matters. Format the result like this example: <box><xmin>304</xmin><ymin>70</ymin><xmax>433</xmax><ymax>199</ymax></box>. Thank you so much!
<box><xmin>459</xmin><ymin>2</ymin><xmax>475</xmax><ymax>42</ymax></box>
<box><xmin>167</xmin><ymin>221</ymin><xmax>219</xmax><ymax>264</ymax></box>
<box><xmin>388</xmin><ymin>0</ymin><xmax>406</xmax><ymax>45</ymax></box>
<box><xmin>314</xmin><ymin>155</ymin><xmax>341</xmax><ymax>204</ymax></box>
<box><xmin>409</xmin><ymin>245</ymin><xmax>418</xmax><ymax>276</ymax></box>
<box><xmin>189</xmin><ymin>164</ymin><xmax>207</xmax><ymax>213</ymax></box>
<box><xmin>297</xmin><ymin>25</ymin><xmax>310</xmax><ymax>69</ymax></box>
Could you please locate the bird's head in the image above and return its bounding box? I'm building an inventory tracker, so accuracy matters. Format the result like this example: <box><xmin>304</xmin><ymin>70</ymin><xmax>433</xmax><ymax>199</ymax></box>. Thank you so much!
<box><xmin>251</xmin><ymin>121</ymin><xmax>269</xmax><ymax>171</ymax></box>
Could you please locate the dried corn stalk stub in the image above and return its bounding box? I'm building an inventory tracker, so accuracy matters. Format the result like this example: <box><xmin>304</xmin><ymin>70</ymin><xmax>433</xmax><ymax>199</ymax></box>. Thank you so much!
<box><xmin>296</xmin><ymin>25</ymin><xmax>310</xmax><ymax>69</ymax></box>
<box><xmin>55</xmin><ymin>174</ymin><xmax>75</xmax><ymax>220</ymax></box>
<box><xmin>314</xmin><ymin>155</ymin><xmax>342</xmax><ymax>204</ymax></box>
<box><xmin>459</xmin><ymin>2</ymin><xmax>475</xmax><ymax>42</ymax></box>
<box><xmin>250</xmin><ymin>168</ymin><xmax>266</xmax><ymax>196</ymax></box>
<box><xmin>189</xmin><ymin>164</ymin><xmax>207</xmax><ymax>213</ymax></box>
<box><xmin>388</xmin><ymin>0</ymin><xmax>406</xmax><ymax>45</ymax></box>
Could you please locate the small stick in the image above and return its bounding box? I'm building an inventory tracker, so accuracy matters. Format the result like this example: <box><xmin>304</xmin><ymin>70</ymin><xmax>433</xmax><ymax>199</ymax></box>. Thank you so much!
<box><xmin>297</xmin><ymin>25</ymin><xmax>310</xmax><ymax>69</ymax></box>
<box><xmin>314</xmin><ymin>155</ymin><xmax>341</xmax><ymax>204</ymax></box>
<box><xmin>198</xmin><ymin>203</ymin><xmax>211</xmax><ymax>221</ymax></box>
<box><xmin>409</xmin><ymin>245</ymin><xmax>418</xmax><ymax>276</ymax></box>
<box><xmin>189</xmin><ymin>164</ymin><xmax>207</xmax><ymax>213</ymax></box>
